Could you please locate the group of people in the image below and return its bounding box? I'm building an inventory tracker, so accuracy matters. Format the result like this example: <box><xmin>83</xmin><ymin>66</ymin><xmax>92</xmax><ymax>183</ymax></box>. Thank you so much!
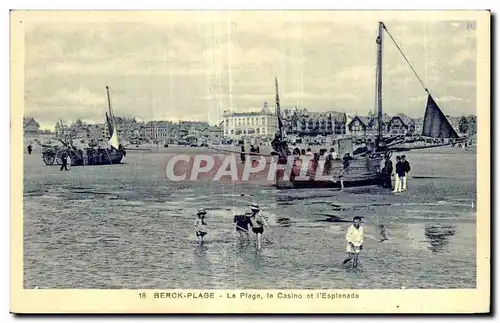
<box><xmin>194</xmin><ymin>204</ymin><xmax>270</xmax><ymax>250</ymax></box>
<box><xmin>381</xmin><ymin>154</ymin><xmax>411</xmax><ymax>193</ymax></box>
<box><xmin>393</xmin><ymin>155</ymin><xmax>411</xmax><ymax>193</ymax></box>
<box><xmin>240</xmin><ymin>145</ymin><xmax>261</xmax><ymax>164</ymax></box>
<box><xmin>193</xmin><ymin>204</ymin><xmax>366</xmax><ymax>268</ymax></box>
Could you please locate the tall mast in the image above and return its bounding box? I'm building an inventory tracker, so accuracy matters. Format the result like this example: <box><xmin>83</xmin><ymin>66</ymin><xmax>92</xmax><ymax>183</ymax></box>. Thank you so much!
<box><xmin>275</xmin><ymin>77</ymin><xmax>283</xmax><ymax>140</ymax></box>
<box><xmin>376</xmin><ymin>22</ymin><xmax>384</xmax><ymax>141</ymax></box>
<box><xmin>106</xmin><ymin>85</ymin><xmax>114</xmax><ymax>119</ymax></box>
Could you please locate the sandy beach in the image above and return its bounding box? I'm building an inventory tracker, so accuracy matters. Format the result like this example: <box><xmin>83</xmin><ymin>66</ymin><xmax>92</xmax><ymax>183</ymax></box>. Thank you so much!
<box><xmin>23</xmin><ymin>146</ymin><xmax>476</xmax><ymax>289</ymax></box>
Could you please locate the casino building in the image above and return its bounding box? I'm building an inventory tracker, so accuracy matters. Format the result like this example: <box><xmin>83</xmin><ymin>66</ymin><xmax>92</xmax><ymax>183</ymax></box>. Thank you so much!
<box><xmin>222</xmin><ymin>102</ymin><xmax>277</xmax><ymax>141</ymax></box>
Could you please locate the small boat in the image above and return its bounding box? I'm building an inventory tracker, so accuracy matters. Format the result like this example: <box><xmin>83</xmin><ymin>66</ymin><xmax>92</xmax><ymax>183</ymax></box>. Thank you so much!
<box><xmin>41</xmin><ymin>86</ymin><xmax>125</xmax><ymax>166</ymax></box>
<box><xmin>273</xmin><ymin>22</ymin><xmax>468</xmax><ymax>189</ymax></box>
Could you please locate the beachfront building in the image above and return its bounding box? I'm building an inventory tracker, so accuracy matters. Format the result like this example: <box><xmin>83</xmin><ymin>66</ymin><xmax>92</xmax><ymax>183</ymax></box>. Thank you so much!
<box><xmin>141</xmin><ymin>121</ymin><xmax>174</xmax><ymax>142</ymax></box>
<box><xmin>387</xmin><ymin>115</ymin><xmax>416</xmax><ymax>136</ymax></box>
<box><xmin>103</xmin><ymin>116</ymin><xmax>142</xmax><ymax>140</ymax></box>
<box><xmin>365</xmin><ymin>114</ymin><xmax>391</xmax><ymax>137</ymax></box>
<box><xmin>413</xmin><ymin>117</ymin><xmax>424</xmax><ymax>136</ymax></box>
<box><xmin>348</xmin><ymin>113</ymin><xmax>419</xmax><ymax>137</ymax></box>
<box><xmin>347</xmin><ymin>116</ymin><xmax>371</xmax><ymax>137</ymax></box>
<box><xmin>222</xmin><ymin>102</ymin><xmax>277</xmax><ymax>141</ymax></box>
<box><xmin>199</xmin><ymin>126</ymin><xmax>224</xmax><ymax>144</ymax></box>
<box><xmin>285</xmin><ymin>109</ymin><xmax>347</xmax><ymax>137</ymax></box>
<box><xmin>23</xmin><ymin>117</ymin><xmax>40</xmax><ymax>135</ymax></box>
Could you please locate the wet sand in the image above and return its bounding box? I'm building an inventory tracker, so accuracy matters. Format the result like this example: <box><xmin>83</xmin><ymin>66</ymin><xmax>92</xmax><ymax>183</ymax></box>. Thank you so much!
<box><xmin>22</xmin><ymin>147</ymin><xmax>476</xmax><ymax>289</ymax></box>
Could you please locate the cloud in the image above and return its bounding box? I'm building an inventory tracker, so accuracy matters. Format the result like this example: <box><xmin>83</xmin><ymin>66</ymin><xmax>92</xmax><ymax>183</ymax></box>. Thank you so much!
<box><xmin>23</xmin><ymin>16</ymin><xmax>478</xmax><ymax>129</ymax></box>
<box><xmin>448</xmin><ymin>49</ymin><xmax>475</xmax><ymax>66</ymax></box>
<box><xmin>435</xmin><ymin>95</ymin><xmax>463</xmax><ymax>103</ymax></box>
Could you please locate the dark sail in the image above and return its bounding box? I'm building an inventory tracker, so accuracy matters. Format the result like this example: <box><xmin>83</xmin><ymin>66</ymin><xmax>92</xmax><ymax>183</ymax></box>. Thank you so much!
<box><xmin>422</xmin><ymin>95</ymin><xmax>459</xmax><ymax>139</ymax></box>
<box><xmin>105</xmin><ymin>112</ymin><xmax>114</xmax><ymax>138</ymax></box>
<box><xmin>275</xmin><ymin>78</ymin><xmax>284</xmax><ymax>139</ymax></box>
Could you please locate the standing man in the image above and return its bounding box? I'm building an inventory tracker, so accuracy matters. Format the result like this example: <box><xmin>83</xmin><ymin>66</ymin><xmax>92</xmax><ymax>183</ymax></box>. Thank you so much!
<box><xmin>249</xmin><ymin>204</ymin><xmax>269</xmax><ymax>251</ymax></box>
<box><xmin>27</xmin><ymin>143</ymin><xmax>33</xmax><ymax>155</ymax></box>
<box><xmin>234</xmin><ymin>212</ymin><xmax>252</xmax><ymax>240</ymax></box>
<box><xmin>240</xmin><ymin>145</ymin><xmax>246</xmax><ymax>165</ymax></box>
<box><xmin>194</xmin><ymin>208</ymin><xmax>208</xmax><ymax>245</ymax></box>
<box><xmin>401</xmin><ymin>155</ymin><xmax>411</xmax><ymax>191</ymax></box>
<box><xmin>60</xmin><ymin>152</ymin><xmax>69</xmax><ymax>171</ymax></box>
<box><xmin>392</xmin><ymin>156</ymin><xmax>403</xmax><ymax>193</ymax></box>
<box><xmin>343</xmin><ymin>216</ymin><xmax>364</xmax><ymax>267</ymax></box>
<box><xmin>382</xmin><ymin>154</ymin><xmax>393</xmax><ymax>189</ymax></box>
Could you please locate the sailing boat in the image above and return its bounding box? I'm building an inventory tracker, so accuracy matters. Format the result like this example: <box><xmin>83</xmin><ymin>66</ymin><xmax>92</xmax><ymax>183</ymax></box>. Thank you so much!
<box><xmin>41</xmin><ymin>86</ymin><xmax>125</xmax><ymax>166</ymax></box>
<box><xmin>273</xmin><ymin>21</ymin><xmax>466</xmax><ymax>189</ymax></box>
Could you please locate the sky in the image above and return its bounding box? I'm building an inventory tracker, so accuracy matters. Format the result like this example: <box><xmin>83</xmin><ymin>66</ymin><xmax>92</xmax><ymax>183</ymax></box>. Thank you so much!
<box><xmin>23</xmin><ymin>12</ymin><xmax>477</xmax><ymax>130</ymax></box>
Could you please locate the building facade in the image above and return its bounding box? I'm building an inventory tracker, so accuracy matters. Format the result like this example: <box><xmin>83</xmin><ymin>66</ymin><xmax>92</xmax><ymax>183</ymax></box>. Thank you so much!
<box><xmin>141</xmin><ymin>121</ymin><xmax>174</xmax><ymax>142</ymax></box>
<box><xmin>285</xmin><ymin>109</ymin><xmax>347</xmax><ymax>137</ymax></box>
<box><xmin>23</xmin><ymin>117</ymin><xmax>40</xmax><ymax>135</ymax></box>
<box><xmin>387</xmin><ymin>115</ymin><xmax>416</xmax><ymax>136</ymax></box>
<box><xmin>222</xmin><ymin>102</ymin><xmax>277</xmax><ymax>140</ymax></box>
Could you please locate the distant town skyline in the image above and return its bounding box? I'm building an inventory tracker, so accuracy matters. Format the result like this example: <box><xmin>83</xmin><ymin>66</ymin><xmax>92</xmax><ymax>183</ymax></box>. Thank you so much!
<box><xmin>24</xmin><ymin>12</ymin><xmax>477</xmax><ymax>130</ymax></box>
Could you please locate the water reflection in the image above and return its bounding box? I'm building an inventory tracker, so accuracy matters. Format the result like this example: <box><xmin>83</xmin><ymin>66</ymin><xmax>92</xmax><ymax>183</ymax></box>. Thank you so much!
<box><xmin>425</xmin><ymin>224</ymin><xmax>456</xmax><ymax>252</ymax></box>
<box><xmin>379</xmin><ymin>225</ymin><xmax>388</xmax><ymax>242</ymax></box>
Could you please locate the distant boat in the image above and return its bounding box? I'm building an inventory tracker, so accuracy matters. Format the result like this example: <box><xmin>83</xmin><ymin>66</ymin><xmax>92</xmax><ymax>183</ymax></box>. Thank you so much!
<box><xmin>41</xmin><ymin>86</ymin><xmax>125</xmax><ymax>166</ymax></box>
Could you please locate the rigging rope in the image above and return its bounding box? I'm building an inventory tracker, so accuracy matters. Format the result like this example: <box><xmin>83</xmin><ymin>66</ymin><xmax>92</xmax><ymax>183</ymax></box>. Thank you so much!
<box><xmin>382</xmin><ymin>24</ymin><xmax>430</xmax><ymax>94</ymax></box>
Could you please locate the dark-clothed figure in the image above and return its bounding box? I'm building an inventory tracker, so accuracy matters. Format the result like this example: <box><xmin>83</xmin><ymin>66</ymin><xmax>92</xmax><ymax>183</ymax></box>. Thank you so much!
<box><xmin>382</xmin><ymin>155</ymin><xmax>393</xmax><ymax>189</ymax></box>
<box><xmin>27</xmin><ymin>144</ymin><xmax>32</xmax><ymax>155</ymax></box>
<box><xmin>393</xmin><ymin>156</ymin><xmax>405</xmax><ymax>193</ymax></box>
<box><xmin>240</xmin><ymin>145</ymin><xmax>246</xmax><ymax>164</ymax></box>
<box><xmin>249</xmin><ymin>204</ymin><xmax>269</xmax><ymax>251</ymax></box>
<box><xmin>60</xmin><ymin>153</ymin><xmax>68</xmax><ymax>171</ymax></box>
<box><xmin>234</xmin><ymin>212</ymin><xmax>253</xmax><ymax>240</ymax></box>
<box><xmin>401</xmin><ymin>155</ymin><xmax>411</xmax><ymax>191</ymax></box>
<box><xmin>194</xmin><ymin>208</ymin><xmax>208</xmax><ymax>245</ymax></box>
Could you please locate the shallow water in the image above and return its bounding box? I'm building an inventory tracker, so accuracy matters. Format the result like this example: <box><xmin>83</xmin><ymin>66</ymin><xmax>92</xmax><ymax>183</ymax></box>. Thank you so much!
<box><xmin>23</xmin><ymin>147</ymin><xmax>476</xmax><ymax>289</ymax></box>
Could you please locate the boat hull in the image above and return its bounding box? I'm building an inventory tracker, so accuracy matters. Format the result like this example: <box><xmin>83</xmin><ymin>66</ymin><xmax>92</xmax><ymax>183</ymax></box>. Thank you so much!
<box><xmin>275</xmin><ymin>155</ymin><xmax>384</xmax><ymax>189</ymax></box>
<box><xmin>70</xmin><ymin>148</ymin><xmax>125</xmax><ymax>166</ymax></box>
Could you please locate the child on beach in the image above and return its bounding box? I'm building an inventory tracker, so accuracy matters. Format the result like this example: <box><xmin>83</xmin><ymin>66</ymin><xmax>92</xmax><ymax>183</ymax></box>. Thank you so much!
<box><xmin>194</xmin><ymin>208</ymin><xmax>208</xmax><ymax>245</ymax></box>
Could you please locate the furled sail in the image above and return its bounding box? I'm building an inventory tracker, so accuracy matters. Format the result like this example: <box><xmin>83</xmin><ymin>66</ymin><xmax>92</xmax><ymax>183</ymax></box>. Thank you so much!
<box><xmin>105</xmin><ymin>112</ymin><xmax>114</xmax><ymax>137</ymax></box>
<box><xmin>421</xmin><ymin>95</ymin><xmax>459</xmax><ymax>139</ymax></box>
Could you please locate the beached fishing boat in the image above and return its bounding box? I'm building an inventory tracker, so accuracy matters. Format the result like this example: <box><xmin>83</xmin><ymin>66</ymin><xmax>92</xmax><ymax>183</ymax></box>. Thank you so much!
<box><xmin>273</xmin><ymin>22</ymin><xmax>468</xmax><ymax>189</ymax></box>
<box><xmin>40</xmin><ymin>86</ymin><xmax>125</xmax><ymax>166</ymax></box>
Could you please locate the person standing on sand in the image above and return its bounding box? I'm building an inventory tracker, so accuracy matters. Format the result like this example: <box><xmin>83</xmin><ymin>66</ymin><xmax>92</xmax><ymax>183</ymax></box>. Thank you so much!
<box><xmin>194</xmin><ymin>208</ymin><xmax>208</xmax><ymax>245</ymax></box>
<box><xmin>382</xmin><ymin>154</ymin><xmax>393</xmax><ymax>189</ymax></box>
<box><xmin>240</xmin><ymin>145</ymin><xmax>246</xmax><ymax>165</ymax></box>
<box><xmin>249</xmin><ymin>204</ymin><xmax>269</xmax><ymax>251</ymax></box>
<box><xmin>343</xmin><ymin>216</ymin><xmax>364</xmax><ymax>266</ymax></box>
<box><xmin>60</xmin><ymin>153</ymin><xmax>69</xmax><ymax>171</ymax></box>
<box><xmin>233</xmin><ymin>212</ymin><xmax>252</xmax><ymax>240</ymax></box>
<box><xmin>401</xmin><ymin>155</ymin><xmax>411</xmax><ymax>191</ymax></box>
<box><xmin>393</xmin><ymin>156</ymin><xmax>404</xmax><ymax>193</ymax></box>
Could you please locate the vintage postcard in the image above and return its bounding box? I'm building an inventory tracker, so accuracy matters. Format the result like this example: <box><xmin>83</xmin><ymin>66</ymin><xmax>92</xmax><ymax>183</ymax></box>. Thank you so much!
<box><xmin>11</xmin><ymin>10</ymin><xmax>490</xmax><ymax>314</ymax></box>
